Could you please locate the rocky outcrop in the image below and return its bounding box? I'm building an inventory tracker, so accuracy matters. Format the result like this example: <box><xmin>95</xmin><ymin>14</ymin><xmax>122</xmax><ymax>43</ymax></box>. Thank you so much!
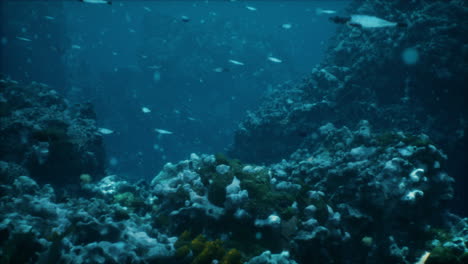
<box><xmin>230</xmin><ymin>0</ymin><xmax>468</xmax><ymax>165</ymax></box>
<box><xmin>0</xmin><ymin>79</ymin><xmax>105</xmax><ymax>186</ymax></box>
<box><xmin>1</xmin><ymin>122</ymin><xmax>466</xmax><ymax>263</ymax></box>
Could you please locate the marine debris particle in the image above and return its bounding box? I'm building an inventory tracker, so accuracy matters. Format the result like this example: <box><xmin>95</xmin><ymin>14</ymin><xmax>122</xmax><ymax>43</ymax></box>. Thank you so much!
<box><xmin>98</xmin><ymin>128</ymin><xmax>114</xmax><ymax>135</ymax></box>
<box><xmin>267</xmin><ymin>56</ymin><xmax>282</xmax><ymax>63</ymax></box>
<box><xmin>44</xmin><ymin>16</ymin><xmax>55</xmax><ymax>20</ymax></box>
<box><xmin>281</xmin><ymin>23</ymin><xmax>292</xmax><ymax>29</ymax></box>
<box><xmin>228</xmin><ymin>59</ymin><xmax>244</xmax><ymax>66</ymax></box>
<box><xmin>155</xmin><ymin>128</ymin><xmax>173</xmax><ymax>135</ymax></box>
<box><xmin>71</xmin><ymin>44</ymin><xmax>81</xmax><ymax>49</ymax></box>
<box><xmin>402</xmin><ymin>48</ymin><xmax>420</xmax><ymax>65</ymax></box>
<box><xmin>153</xmin><ymin>71</ymin><xmax>161</xmax><ymax>82</ymax></box>
<box><xmin>213</xmin><ymin>67</ymin><xmax>228</xmax><ymax>73</ymax></box>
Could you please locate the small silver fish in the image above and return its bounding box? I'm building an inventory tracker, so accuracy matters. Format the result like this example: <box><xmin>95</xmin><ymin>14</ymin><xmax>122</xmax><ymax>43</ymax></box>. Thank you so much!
<box><xmin>228</xmin><ymin>59</ymin><xmax>244</xmax><ymax>66</ymax></box>
<box><xmin>155</xmin><ymin>129</ymin><xmax>173</xmax><ymax>135</ymax></box>
<box><xmin>246</xmin><ymin>6</ymin><xmax>257</xmax><ymax>11</ymax></box>
<box><xmin>267</xmin><ymin>56</ymin><xmax>282</xmax><ymax>63</ymax></box>
<box><xmin>281</xmin><ymin>23</ymin><xmax>292</xmax><ymax>29</ymax></box>
<box><xmin>16</xmin><ymin>37</ymin><xmax>32</xmax><ymax>42</ymax></box>
<box><xmin>316</xmin><ymin>8</ymin><xmax>337</xmax><ymax>15</ymax></box>
<box><xmin>44</xmin><ymin>16</ymin><xmax>55</xmax><ymax>20</ymax></box>
<box><xmin>98</xmin><ymin>128</ymin><xmax>114</xmax><ymax>135</ymax></box>
<box><xmin>142</xmin><ymin>107</ymin><xmax>151</xmax><ymax>113</ymax></box>
<box><xmin>349</xmin><ymin>15</ymin><xmax>399</xmax><ymax>28</ymax></box>
<box><xmin>72</xmin><ymin>44</ymin><xmax>81</xmax><ymax>49</ymax></box>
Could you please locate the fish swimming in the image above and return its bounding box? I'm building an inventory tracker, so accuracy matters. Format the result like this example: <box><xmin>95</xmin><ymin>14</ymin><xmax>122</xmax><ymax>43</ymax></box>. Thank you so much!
<box><xmin>415</xmin><ymin>251</ymin><xmax>431</xmax><ymax>264</ymax></box>
<box><xmin>98</xmin><ymin>128</ymin><xmax>114</xmax><ymax>135</ymax></box>
<box><xmin>267</xmin><ymin>56</ymin><xmax>282</xmax><ymax>63</ymax></box>
<box><xmin>228</xmin><ymin>59</ymin><xmax>244</xmax><ymax>66</ymax></box>
<box><xmin>16</xmin><ymin>37</ymin><xmax>32</xmax><ymax>42</ymax></box>
<box><xmin>349</xmin><ymin>15</ymin><xmax>401</xmax><ymax>28</ymax></box>
<box><xmin>329</xmin><ymin>15</ymin><xmax>407</xmax><ymax>28</ymax></box>
<box><xmin>181</xmin><ymin>16</ymin><xmax>190</xmax><ymax>22</ymax></box>
<box><xmin>281</xmin><ymin>23</ymin><xmax>292</xmax><ymax>29</ymax></box>
<box><xmin>316</xmin><ymin>8</ymin><xmax>337</xmax><ymax>15</ymax></box>
<box><xmin>79</xmin><ymin>0</ymin><xmax>112</xmax><ymax>4</ymax></box>
<box><xmin>142</xmin><ymin>107</ymin><xmax>151</xmax><ymax>113</ymax></box>
<box><xmin>155</xmin><ymin>129</ymin><xmax>173</xmax><ymax>135</ymax></box>
<box><xmin>246</xmin><ymin>6</ymin><xmax>257</xmax><ymax>11</ymax></box>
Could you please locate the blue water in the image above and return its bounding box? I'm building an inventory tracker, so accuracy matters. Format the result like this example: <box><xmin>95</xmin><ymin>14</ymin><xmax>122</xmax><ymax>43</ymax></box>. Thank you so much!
<box><xmin>1</xmin><ymin>0</ymin><xmax>348</xmax><ymax>180</ymax></box>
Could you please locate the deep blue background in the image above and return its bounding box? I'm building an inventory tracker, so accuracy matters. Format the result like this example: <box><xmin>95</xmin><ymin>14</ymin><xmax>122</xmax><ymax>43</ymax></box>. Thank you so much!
<box><xmin>1</xmin><ymin>1</ymin><xmax>348</xmax><ymax>180</ymax></box>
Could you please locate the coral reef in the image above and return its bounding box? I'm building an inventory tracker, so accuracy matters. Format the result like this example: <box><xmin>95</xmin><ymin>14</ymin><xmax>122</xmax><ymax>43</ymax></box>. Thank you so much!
<box><xmin>1</xmin><ymin>0</ymin><xmax>466</xmax><ymax>263</ymax></box>
<box><xmin>146</xmin><ymin>121</ymin><xmax>463</xmax><ymax>263</ymax></box>
<box><xmin>2</xmin><ymin>120</ymin><xmax>465</xmax><ymax>263</ymax></box>
<box><xmin>229</xmin><ymin>0</ymin><xmax>468</xmax><ymax>167</ymax></box>
<box><xmin>0</xmin><ymin>79</ymin><xmax>105</xmax><ymax>186</ymax></box>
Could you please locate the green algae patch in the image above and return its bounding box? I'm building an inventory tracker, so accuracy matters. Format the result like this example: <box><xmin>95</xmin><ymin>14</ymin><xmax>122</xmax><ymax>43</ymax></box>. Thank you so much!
<box><xmin>174</xmin><ymin>232</ymin><xmax>244</xmax><ymax>264</ymax></box>
<box><xmin>114</xmin><ymin>191</ymin><xmax>145</xmax><ymax>209</ymax></box>
<box><xmin>426</xmin><ymin>246</ymin><xmax>462</xmax><ymax>264</ymax></box>
<box><xmin>197</xmin><ymin>153</ymin><xmax>302</xmax><ymax>219</ymax></box>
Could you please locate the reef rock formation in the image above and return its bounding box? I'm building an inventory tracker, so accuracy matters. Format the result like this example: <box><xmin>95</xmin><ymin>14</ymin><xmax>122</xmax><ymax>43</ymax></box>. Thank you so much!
<box><xmin>0</xmin><ymin>79</ymin><xmax>105</xmax><ymax>186</ymax></box>
<box><xmin>1</xmin><ymin>122</ymin><xmax>466</xmax><ymax>263</ymax></box>
<box><xmin>230</xmin><ymin>0</ymin><xmax>468</xmax><ymax>165</ymax></box>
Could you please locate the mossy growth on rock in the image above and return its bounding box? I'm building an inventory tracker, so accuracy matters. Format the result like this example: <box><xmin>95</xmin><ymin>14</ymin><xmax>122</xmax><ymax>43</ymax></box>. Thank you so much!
<box><xmin>422</xmin><ymin>227</ymin><xmax>467</xmax><ymax>264</ymax></box>
<box><xmin>113</xmin><ymin>191</ymin><xmax>145</xmax><ymax>210</ymax></box>
<box><xmin>375</xmin><ymin>132</ymin><xmax>432</xmax><ymax>148</ymax></box>
<box><xmin>79</xmin><ymin>173</ymin><xmax>93</xmax><ymax>184</ymax></box>
<box><xmin>198</xmin><ymin>153</ymin><xmax>303</xmax><ymax>219</ymax></box>
<box><xmin>426</xmin><ymin>246</ymin><xmax>465</xmax><ymax>264</ymax></box>
<box><xmin>168</xmin><ymin>186</ymin><xmax>191</xmax><ymax>207</ymax></box>
<box><xmin>174</xmin><ymin>231</ymin><xmax>243</xmax><ymax>264</ymax></box>
<box><xmin>196</xmin><ymin>153</ymin><xmax>237</xmax><ymax>207</ymax></box>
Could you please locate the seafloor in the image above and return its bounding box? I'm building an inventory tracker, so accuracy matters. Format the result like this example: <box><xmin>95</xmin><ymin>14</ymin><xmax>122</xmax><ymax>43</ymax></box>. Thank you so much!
<box><xmin>1</xmin><ymin>0</ymin><xmax>467</xmax><ymax>264</ymax></box>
